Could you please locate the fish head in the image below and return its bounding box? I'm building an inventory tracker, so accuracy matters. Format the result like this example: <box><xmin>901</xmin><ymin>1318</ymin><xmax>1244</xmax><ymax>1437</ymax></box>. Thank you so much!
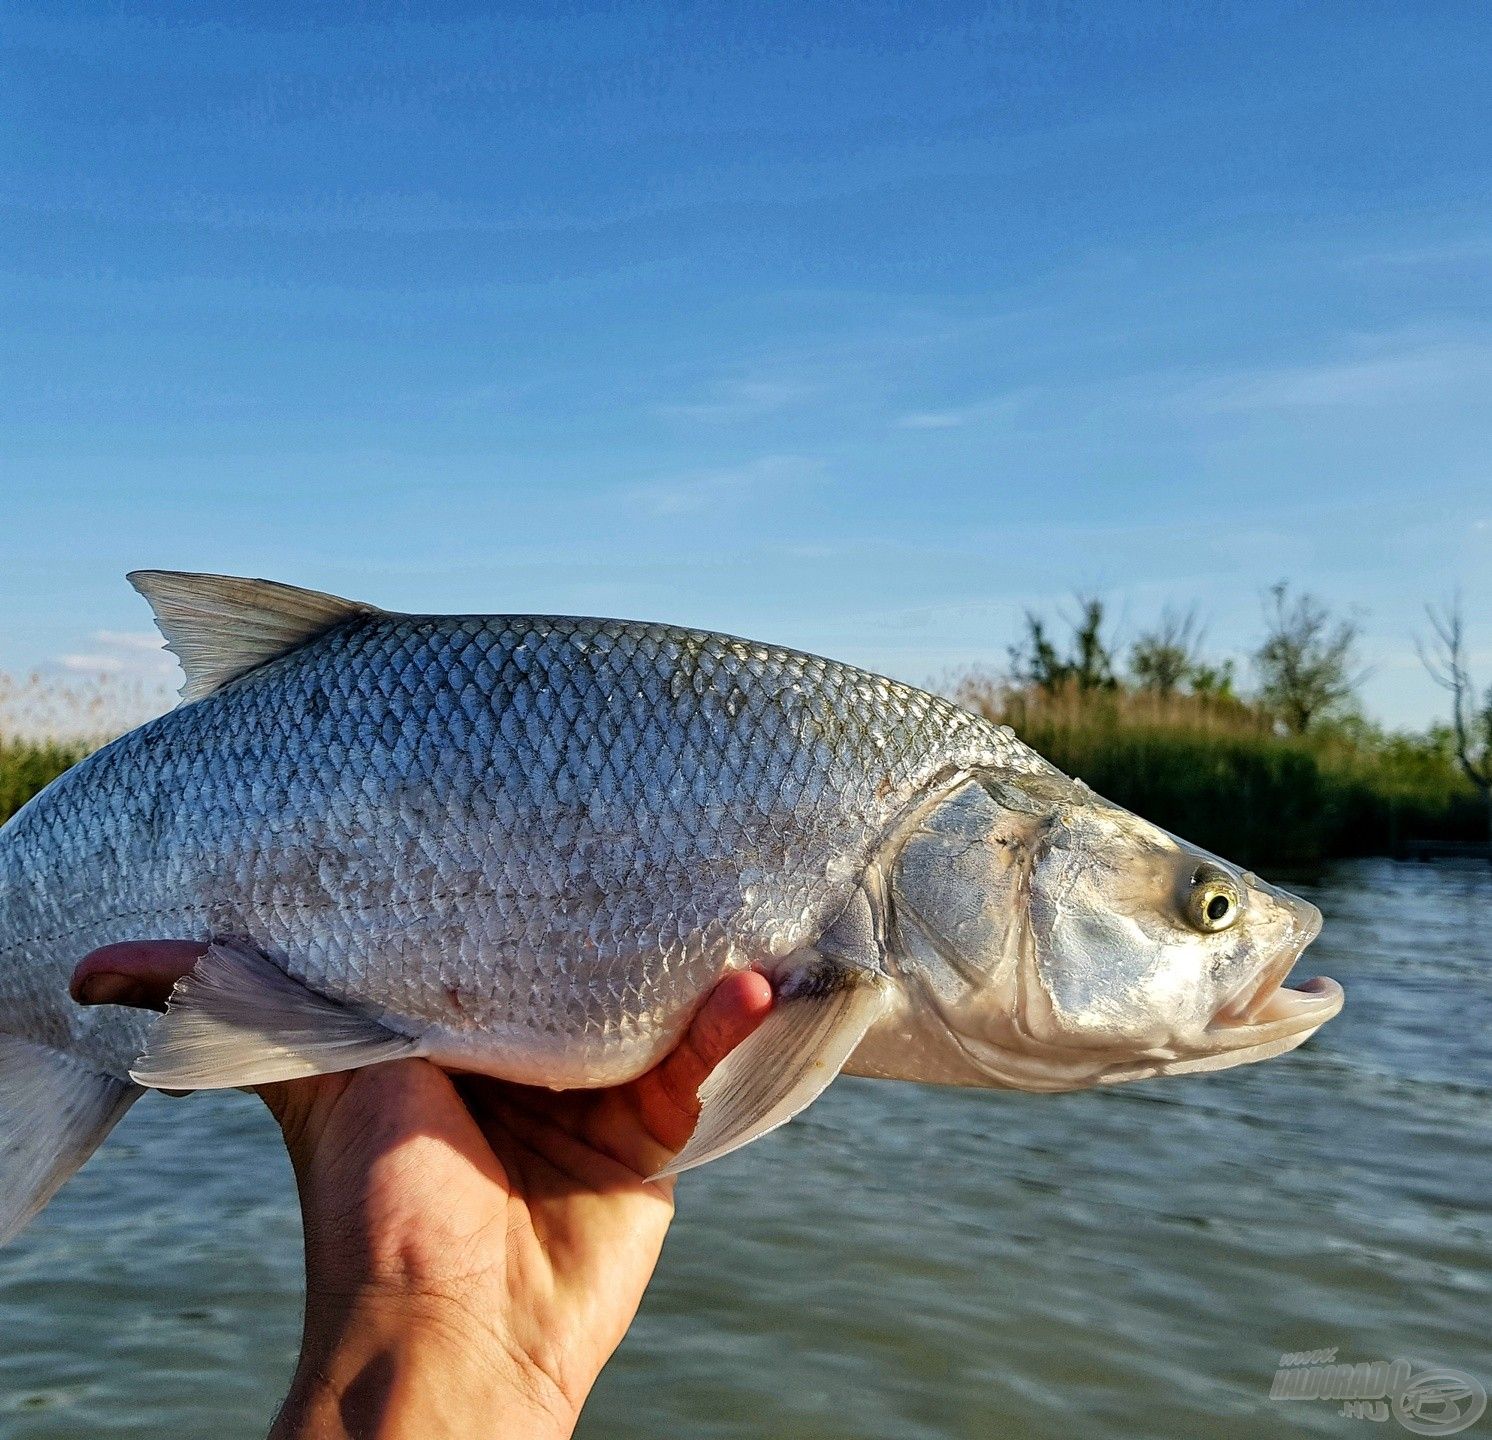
<box><xmin>868</xmin><ymin>771</ymin><xmax>1343</xmax><ymax>1091</ymax></box>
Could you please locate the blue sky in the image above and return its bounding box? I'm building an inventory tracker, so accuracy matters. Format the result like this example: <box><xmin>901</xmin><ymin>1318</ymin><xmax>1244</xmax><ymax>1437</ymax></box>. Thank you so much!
<box><xmin>2</xmin><ymin>2</ymin><xmax>1490</xmax><ymax>729</ymax></box>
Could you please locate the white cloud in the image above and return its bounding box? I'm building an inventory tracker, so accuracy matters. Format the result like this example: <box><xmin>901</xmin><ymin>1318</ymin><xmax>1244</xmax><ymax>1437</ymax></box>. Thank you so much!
<box><xmin>94</xmin><ymin>629</ymin><xmax>169</xmax><ymax>652</ymax></box>
<box><xmin>1194</xmin><ymin>336</ymin><xmax>1492</xmax><ymax>411</ymax></box>
<box><xmin>894</xmin><ymin>390</ymin><xmax>1034</xmax><ymax>431</ymax></box>
<box><xmin>58</xmin><ymin>630</ymin><xmax>174</xmax><ymax>677</ymax></box>
<box><xmin>624</xmin><ymin>454</ymin><xmax>823</xmax><ymax>517</ymax></box>
<box><xmin>656</xmin><ymin>378</ymin><xmax>809</xmax><ymax>423</ymax></box>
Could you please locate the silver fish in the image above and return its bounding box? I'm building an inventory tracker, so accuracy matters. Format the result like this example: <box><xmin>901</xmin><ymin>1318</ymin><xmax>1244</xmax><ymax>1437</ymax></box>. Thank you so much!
<box><xmin>0</xmin><ymin>572</ymin><xmax>1343</xmax><ymax>1241</ymax></box>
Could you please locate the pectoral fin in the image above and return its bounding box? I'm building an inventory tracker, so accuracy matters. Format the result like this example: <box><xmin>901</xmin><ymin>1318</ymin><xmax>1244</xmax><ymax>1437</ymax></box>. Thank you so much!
<box><xmin>130</xmin><ymin>943</ymin><xmax>422</xmax><ymax>1090</ymax></box>
<box><xmin>652</xmin><ymin>958</ymin><xmax>891</xmax><ymax>1179</ymax></box>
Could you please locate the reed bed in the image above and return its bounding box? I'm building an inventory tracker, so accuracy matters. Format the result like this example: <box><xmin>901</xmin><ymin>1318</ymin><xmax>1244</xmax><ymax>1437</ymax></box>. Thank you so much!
<box><xmin>952</xmin><ymin>673</ymin><xmax>1484</xmax><ymax>866</ymax></box>
<box><xmin>0</xmin><ymin>672</ymin><xmax>167</xmax><ymax>825</ymax></box>
<box><xmin>1</xmin><ymin>671</ymin><xmax>1481</xmax><ymax>864</ymax></box>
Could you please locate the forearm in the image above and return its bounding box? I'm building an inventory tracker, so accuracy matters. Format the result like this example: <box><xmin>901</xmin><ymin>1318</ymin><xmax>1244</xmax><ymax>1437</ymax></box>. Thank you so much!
<box><xmin>270</xmin><ymin>1294</ymin><xmax>580</xmax><ymax>1440</ymax></box>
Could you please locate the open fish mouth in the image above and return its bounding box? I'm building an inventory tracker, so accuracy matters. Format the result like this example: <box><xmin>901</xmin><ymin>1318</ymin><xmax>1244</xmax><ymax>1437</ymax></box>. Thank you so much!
<box><xmin>1207</xmin><ymin>908</ymin><xmax>1344</xmax><ymax>1048</ymax></box>
<box><xmin>1094</xmin><ymin>912</ymin><xmax>1344</xmax><ymax>1086</ymax></box>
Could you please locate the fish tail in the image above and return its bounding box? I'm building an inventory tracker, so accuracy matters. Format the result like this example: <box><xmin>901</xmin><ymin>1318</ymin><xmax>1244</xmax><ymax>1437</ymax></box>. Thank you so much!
<box><xmin>0</xmin><ymin>1033</ymin><xmax>140</xmax><ymax>1244</ymax></box>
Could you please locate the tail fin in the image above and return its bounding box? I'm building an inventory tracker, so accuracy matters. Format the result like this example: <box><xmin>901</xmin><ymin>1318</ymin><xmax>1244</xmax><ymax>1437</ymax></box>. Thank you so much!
<box><xmin>0</xmin><ymin>1034</ymin><xmax>141</xmax><ymax>1244</ymax></box>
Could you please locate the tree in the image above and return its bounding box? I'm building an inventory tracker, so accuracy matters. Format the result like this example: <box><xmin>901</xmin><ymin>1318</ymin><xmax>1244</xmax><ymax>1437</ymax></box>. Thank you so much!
<box><xmin>1129</xmin><ymin>606</ymin><xmax>1204</xmax><ymax>696</ymax></box>
<box><xmin>1187</xmin><ymin>658</ymin><xmax>1238</xmax><ymax>701</ymax></box>
<box><xmin>1418</xmin><ymin>596</ymin><xmax>1492</xmax><ymax>840</ymax></box>
<box><xmin>1010</xmin><ymin>595</ymin><xmax>1117</xmax><ymax>693</ymax></box>
<box><xmin>1253</xmin><ymin>582</ymin><xmax>1361</xmax><ymax>733</ymax></box>
<box><xmin>1009</xmin><ymin>615</ymin><xmax>1065</xmax><ymax>691</ymax></box>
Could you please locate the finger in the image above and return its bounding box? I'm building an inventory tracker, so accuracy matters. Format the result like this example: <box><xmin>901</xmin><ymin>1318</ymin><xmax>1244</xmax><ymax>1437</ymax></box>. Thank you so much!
<box><xmin>459</xmin><ymin>972</ymin><xmax>774</xmax><ymax>1179</ymax></box>
<box><xmin>70</xmin><ymin>940</ymin><xmax>209</xmax><ymax>1011</ymax></box>
<box><xmin>636</xmin><ymin>969</ymin><xmax>773</xmax><ymax>1153</ymax></box>
<box><xmin>685</xmin><ymin>969</ymin><xmax>774</xmax><ymax>1073</ymax></box>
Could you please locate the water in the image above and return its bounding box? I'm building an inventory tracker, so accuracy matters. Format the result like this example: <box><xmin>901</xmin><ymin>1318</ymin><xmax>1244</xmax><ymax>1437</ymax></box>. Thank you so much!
<box><xmin>1</xmin><ymin>858</ymin><xmax>1487</xmax><ymax>1438</ymax></box>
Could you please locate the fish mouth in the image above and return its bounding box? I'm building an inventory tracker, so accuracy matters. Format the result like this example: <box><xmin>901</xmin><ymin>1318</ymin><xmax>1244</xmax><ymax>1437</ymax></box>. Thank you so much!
<box><xmin>1206</xmin><ymin>905</ymin><xmax>1343</xmax><ymax>1049</ymax></box>
<box><xmin>1096</xmin><ymin>907</ymin><xmax>1343</xmax><ymax>1085</ymax></box>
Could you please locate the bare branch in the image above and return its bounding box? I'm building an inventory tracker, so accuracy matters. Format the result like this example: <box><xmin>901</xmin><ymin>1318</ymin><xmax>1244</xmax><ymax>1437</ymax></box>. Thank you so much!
<box><xmin>1418</xmin><ymin>594</ymin><xmax>1492</xmax><ymax>790</ymax></box>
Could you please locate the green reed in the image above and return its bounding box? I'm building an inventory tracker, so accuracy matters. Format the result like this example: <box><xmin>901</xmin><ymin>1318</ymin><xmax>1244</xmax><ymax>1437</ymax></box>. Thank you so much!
<box><xmin>0</xmin><ymin>734</ymin><xmax>93</xmax><ymax>825</ymax></box>
<box><xmin>0</xmin><ymin>671</ymin><xmax>164</xmax><ymax>825</ymax></box>
<box><xmin>950</xmin><ymin>674</ymin><xmax>1484</xmax><ymax>867</ymax></box>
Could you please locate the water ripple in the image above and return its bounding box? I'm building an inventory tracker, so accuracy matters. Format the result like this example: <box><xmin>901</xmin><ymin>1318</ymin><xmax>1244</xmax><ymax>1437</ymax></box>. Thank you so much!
<box><xmin>0</xmin><ymin>858</ymin><xmax>1484</xmax><ymax>1439</ymax></box>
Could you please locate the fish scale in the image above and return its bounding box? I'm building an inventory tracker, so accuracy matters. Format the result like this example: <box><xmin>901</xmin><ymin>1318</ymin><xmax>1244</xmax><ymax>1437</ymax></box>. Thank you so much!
<box><xmin>0</xmin><ymin>609</ymin><xmax>1034</xmax><ymax>1086</ymax></box>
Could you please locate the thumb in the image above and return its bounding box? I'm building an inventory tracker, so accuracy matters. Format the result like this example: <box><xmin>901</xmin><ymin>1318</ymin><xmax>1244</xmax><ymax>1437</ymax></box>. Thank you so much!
<box><xmin>71</xmin><ymin>940</ymin><xmax>210</xmax><ymax>1011</ymax></box>
<box><xmin>70</xmin><ymin>939</ymin><xmax>298</xmax><ymax>1113</ymax></box>
<box><xmin>634</xmin><ymin>969</ymin><xmax>774</xmax><ymax>1155</ymax></box>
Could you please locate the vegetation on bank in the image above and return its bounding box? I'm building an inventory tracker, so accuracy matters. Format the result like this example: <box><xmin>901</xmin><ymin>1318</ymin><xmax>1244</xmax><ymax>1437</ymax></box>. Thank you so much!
<box><xmin>0</xmin><ymin>670</ymin><xmax>166</xmax><ymax>826</ymax></box>
<box><xmin>1</xmin><ymin>583</ymin><xmax>1487</xmax><ymax>868</ymax></box>
<box><xmin>951</xmin><ymin>677</ymin><xmax>1483</xmax><ymax>867</ymax></box>
<box><xmin>0</xmin><ymin>733</ymin><xmax>92</xmax><ymax>826</ymax></box>
<box><xmin>952</xmin><ymin>583</ymin><xmax>1489</xmax><ymax>867</ymax></box>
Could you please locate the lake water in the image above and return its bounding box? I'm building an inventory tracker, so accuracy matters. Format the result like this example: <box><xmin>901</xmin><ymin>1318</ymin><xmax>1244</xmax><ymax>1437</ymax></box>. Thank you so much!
<box><xmin>1</xmin><ymin>858</ymin><xmax>1487</xmax><ymax>1438</ymax></box>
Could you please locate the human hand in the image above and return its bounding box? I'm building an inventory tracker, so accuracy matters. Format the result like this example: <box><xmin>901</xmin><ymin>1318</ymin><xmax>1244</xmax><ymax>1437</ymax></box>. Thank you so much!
<box><xmin>72</xmin><ymin>944</ymin><xmax>773</xmax><ymax>1440</ymax></box>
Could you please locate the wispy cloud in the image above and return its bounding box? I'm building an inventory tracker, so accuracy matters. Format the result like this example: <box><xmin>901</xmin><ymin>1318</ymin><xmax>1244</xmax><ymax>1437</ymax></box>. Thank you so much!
<box><xmin>624</xmin><ymin>454</ymin><xmax>823</xmax><ymax>516</ymax></box>
<box><xmin>1350</xmin><ymin>235</ymin><xmax>1492</xmax><ymax>269</ymax></box>
<box><xmin>656</xmin><ymin>378</ymin><xmax>810</xmax><ymax>423</ymax></box>
<box><xmin>894</xmin><ymin>390</ymin><xmax>1032</xmax><ymax>430</ymax></box>
<box><xmin>897</xmin><ymin>409</ymin><xmax>968</xmax><ymax>430</ymax></box>
<box><xmin>1194</xmin><ymin>335</ymin><xmax>1492</xmax><ymax>411</ymax></box>
<box><xmin>58</xmin><ymin>629</ymin><xmax>174</xmax><ymax>677</ymax></box>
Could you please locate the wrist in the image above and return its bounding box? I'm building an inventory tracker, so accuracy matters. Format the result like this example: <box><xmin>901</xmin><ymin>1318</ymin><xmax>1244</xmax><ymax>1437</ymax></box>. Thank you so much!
<box><xmin>272</xmin><ymin>1288</ymin><xmax>581</xmax><ymax>1440</ymax></box>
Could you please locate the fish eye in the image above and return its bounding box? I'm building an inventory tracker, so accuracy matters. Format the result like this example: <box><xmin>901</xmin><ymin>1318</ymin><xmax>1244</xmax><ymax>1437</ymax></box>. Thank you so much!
<box><xmin>1185</xmin><ymin>865</ymin><xmax>1242</xmax><ymax>933</ymax></box>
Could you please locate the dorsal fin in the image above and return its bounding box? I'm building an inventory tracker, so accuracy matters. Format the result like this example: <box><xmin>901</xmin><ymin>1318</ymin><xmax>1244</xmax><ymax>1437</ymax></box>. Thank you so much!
<box><xmin>128</xmin><ymin>570</ymin><xmax>381</xmax><ymax>701</ymax></box>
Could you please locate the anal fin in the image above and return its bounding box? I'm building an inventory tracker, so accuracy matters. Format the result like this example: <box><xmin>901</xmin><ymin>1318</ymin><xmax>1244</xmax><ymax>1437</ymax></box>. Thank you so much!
<box><xmin>0</xmin><ymin>1035</ymin><xmax>140</xmax><ymax>1245</ymax></box>
<box><xmin>652</xmin><ymin>956</ymin><xmax>890</xmax><ymax>1179</ymax></box>
<box><xmin>130</xmin><ymin>943</ymin><xmax>423</xmax><ymax>1090</ymax></box>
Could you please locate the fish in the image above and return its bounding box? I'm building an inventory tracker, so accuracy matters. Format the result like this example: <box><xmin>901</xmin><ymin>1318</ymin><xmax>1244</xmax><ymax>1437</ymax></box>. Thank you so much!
<box><xmin>0</xmin><ymin>571</ymin><xmax>1344</xmax><ymax>1241</ymax></box>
